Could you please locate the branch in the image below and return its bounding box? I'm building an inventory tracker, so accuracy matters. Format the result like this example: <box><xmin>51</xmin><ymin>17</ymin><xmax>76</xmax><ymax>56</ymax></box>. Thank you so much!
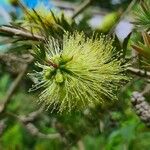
<box><xmin>0</xmin><ymin>64</ymin><xmax>28</xmax><ymax>114</ymax></box>
<box><xmin>25</xmin><ymin>123</ymin><xmax>61</xmax><ymax>139</ymax></box>
<box><xmin>52</xmin><ymin>0</ymin><xmax>76</xmax><ymax>11</ymax></box>
<box><xmin>0</xmin><ymin>26</ymin><xmax>44</xmax><ymax>41</ymax></box>
<box><xmin>52</xmin><ymin>0</ymin><xmax>108</xmax><ymax>16</ymax></box>
<box><xmin>142</xmin><ymin>84</ymin><xmax>150</xmax><ymax>95</ymax></box>
<box><xmin>19</xmin><ymin>109</ymin><xmax>61</xmax><ymax>139</ymax></box>
<box><xmin>0</xmin><ymin>53</ymin><xmax>34</xmax><ymax>64</ymax></box>
<box><xmin>0</xmin><ymin>119</ymin><xmax>7</xmax><ymax>136</ymax></box>
<box><xmin>72</xmin><ymin>0</ymin><xmax>94</xmax><ymax>19</ymax></box>
<box><xmin>6</xmin><ymin>111</ymin><xmax>61</xmax><ymax>140</ymax></box>
<box><xmin>19</xmin><ymin>109</ymin><xmax>43</xmax><ymax>123</ymax></box>
<box><xmin>127</xmin><ymin>67</ymin><xmax>150</xmax><ymax>78</ymax></box>
<box><xmin>109</xmin><ymin>0</ymin><xmax>138</xmax><ymax>35</ymax></box>
<box><xmin>77</xmin><ymin>140</ymin><xmax>85</xmax><ymax>150</ymax></box>
<box><xmin>0</xmin><ymin>55</ymin><xmax>34</xmax><ymax>114</ymax></box>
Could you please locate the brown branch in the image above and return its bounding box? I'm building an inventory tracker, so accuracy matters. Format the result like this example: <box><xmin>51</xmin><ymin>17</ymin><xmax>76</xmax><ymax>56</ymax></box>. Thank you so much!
<box><xmin>6</xmin><ymin>109</ymin><xmax>42</xmax><ymax>124</ymax></box>
<box><xmin>77</xmin><ymin>140</ymin><xmax>85</xmax><ymax>150</ymax></box>
<box><xmin>0</xmin><ymin>53</ymin><xmax>34</xmax><ymax>74</ymax></box>
<box><xmin>0</xmin><ymin>55</ymin><xmax>34</xmax><ymax>114</ymax></box>
<box><xmin>25</xmin><ymin>123</ymin><xmax>61</xmax><ymax>139</ymax></box>
<box><xmin>127</xmin><ymin>67</ymin><xmax>150</xmax><ymax>78</ymax></box>
<box><xmin>0</xmin><ymin>26</ymin><xmax>44</xmax><ymax>41</ymax></box>
<box><xmin>52</xmin><ymin>0</ymin><xmax>76</xmax><ymax>11</ymax></box>
<box><xmin>6</xmin><ymin>111</ymin><xmax>61</xmax><ymax>140</ymax></box>
<box><xmin>0</xmin><ymin>53</ymin><xmax>34</xmax><ymax>64</ymax></box>
<box><xmin>141</xmin><ymin>84</ymin><xmax>150</xmax><ymax>95</ymax></box>
<box><xmin>19</xmin><ymin>109</ymin><xmax>43</xmax><ymax>123</ymax></box>
<box><xmin>0</xmin><ymin>119</ymin><xmax>7</xmax><ymax>136</ymax></box>
<box><xmin>0</xmin><ymin>64</ymin><xmax>28</xmax><ymax>114</ymax></box>
<box><xmin>15</xmin><ymin>109</ymin><xmax>60</xmax><ymax>139</ymax></box>
<box><xmin>52</xmin><ymin>0</ymin><xmax>108</xmax><ymax>16</ymax></box>
<box><xmin>72</xmin><ymin>0</ymin><xmax>94</xmax><ymax>19</ymax></box>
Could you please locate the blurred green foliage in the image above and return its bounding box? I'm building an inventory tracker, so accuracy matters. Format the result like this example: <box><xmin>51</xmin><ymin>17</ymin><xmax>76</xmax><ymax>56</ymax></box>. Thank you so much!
<box><xmin>0</xmin><ymin>73</ymin><xmax>150</xmax><ymax>149</ymax></box>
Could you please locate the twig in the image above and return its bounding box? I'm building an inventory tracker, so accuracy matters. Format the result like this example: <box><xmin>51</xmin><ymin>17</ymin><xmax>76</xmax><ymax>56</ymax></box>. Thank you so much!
<box><xmin>72</xmin><ymin>0</ymin><xmax>94</xmax><ymax>19</ymax></box>
<box><xmin>0</xmin><ymin>64</ymin><xmax>28</xmax><ymax>114</ymax></box>
<box><xmin>108</xmin><ymin>0</ymin><xmax>138</xmax><ymax>35</ymax></box>
<box><xmin>127</xmin><ymin>67</ymin><xmax>150</xmax><ymax>78</ymax></box>
<box><xmin>0</xmin><ymin>53</ymin><xmax>34</xmax><ymax>74</ymax></box>
<box><xmin>52</xmin><ymin>0</ymin><xmax>108</xmax><ymax>16</ymax></box>
<box><xmin>0</xmin><ymin>53</ymin><xmax>34</xmax><ymax>64</ymax></box>
<box><xmin>25</xmin><ymin>123</ymin><xmax>61</xmax><ymax>139</ymax></box>
<box><xmin>0</xmin><ymin>55</ymin><xmax>34</xmax><ymax>114</ymax></box>
<box><xmin>6</xmin><ymin>111</ymin><xmax>61</xmax><ymax>140</ymax></box>
<box><xmin>77</xmin><ymin>140</ymin><xmax>85</xmax><ymax>150</ymax></box>
<box><xmin>52</xmin><ymin>0</ymin><xmax>76</xmax><ymax>11</ymax></box>
<box><xmin>19</xmin><ymin>108</ymin><xmax>43</xmax><ymax>123</ymax></box>
<box><xmin>0</xmin><ymin>119</ymin><xmax>7</xmax><ymax>136</ymax></box>
<box><xmin>0</xmin><ymin>26</ymin><xmax>44</xmax><ymax>41</ymax></box>
<box><xmin>18</xmin><ymin>109</ymin><xmax>61</xmax><ymax>139</ymax></box>
<box><xmin>141</xmin><ymin>84</ymin><xmax>150</xmax><ymax>95</ymax></box>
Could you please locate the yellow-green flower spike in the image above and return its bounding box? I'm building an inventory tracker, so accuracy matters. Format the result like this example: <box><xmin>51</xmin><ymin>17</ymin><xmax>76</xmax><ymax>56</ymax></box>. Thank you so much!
<box><xmin>29</xmin><ymin>32</ymin><xmax>128</xmax><ymax>113</ymax></box>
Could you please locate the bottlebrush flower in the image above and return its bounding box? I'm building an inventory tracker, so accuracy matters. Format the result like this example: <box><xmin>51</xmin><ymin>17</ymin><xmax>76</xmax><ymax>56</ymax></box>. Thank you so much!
<box><xmin>29</xmin><ymin>32</ymin><xmax>128</xmax><ymax>113</ymax></box>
